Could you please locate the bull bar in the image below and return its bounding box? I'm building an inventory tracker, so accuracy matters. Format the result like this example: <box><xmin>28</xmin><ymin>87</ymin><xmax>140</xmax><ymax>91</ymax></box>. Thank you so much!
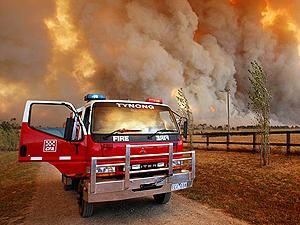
<box><xmin>85</xmin><ymin>143</ymin><xmax>195</xmax><ymax>203</ymax></box>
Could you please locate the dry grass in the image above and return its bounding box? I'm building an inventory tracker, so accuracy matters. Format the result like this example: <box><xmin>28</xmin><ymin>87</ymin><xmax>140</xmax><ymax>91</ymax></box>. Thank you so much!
<box><xmin>0</xmin><ymin>151</ymin><xmax>39</xmax><ymax>225</ymax></box>
<box><xmin>180</xmin><ymin>150</ymin><xmax>300</xmax><ymax>225</ymax></box>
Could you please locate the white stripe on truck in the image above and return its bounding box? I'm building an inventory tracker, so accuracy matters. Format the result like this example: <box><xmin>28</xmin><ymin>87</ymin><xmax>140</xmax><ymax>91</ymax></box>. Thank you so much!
<box><xmin>31</xmin><ymin>157</ymin><xmax>42</xmax><ymax>161</ymax></box>
<box><xmin>59</xmin><ymin>156</ymin><xmax>71</xmax><ymax>160</ymax></box>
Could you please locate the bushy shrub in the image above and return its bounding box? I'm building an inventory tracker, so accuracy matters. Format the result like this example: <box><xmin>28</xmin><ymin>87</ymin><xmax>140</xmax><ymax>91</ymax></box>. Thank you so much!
<box><xmin>0</xmin><ymin>120</ymin><xmax>20</xmax><ymax>151</ymax></box>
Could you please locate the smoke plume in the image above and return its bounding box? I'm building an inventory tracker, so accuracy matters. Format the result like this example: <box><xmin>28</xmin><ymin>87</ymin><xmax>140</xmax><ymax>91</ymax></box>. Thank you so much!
<box><xmin>1</xmin><ymin>0</ymin><xmax>300</xmax><ymax>125</ymax></box>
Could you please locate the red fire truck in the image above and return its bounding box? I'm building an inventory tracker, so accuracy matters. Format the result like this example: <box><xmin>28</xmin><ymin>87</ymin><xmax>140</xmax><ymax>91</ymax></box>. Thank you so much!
<box><xmin>18</xmin><ymin>94</ymin><xmax>195</xmax><ymax>217</ymax></box>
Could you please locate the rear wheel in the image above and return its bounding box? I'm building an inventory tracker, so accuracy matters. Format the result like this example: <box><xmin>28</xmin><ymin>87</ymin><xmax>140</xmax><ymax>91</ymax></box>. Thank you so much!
<box><xmin>153</xmin><ymin>192</ymin><xmax>171</xmax><ymax>204</ymax></box>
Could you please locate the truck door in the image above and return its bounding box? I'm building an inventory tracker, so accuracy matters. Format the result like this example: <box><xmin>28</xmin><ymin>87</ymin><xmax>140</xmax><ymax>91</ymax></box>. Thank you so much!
<box><xmin>18</xmin><ymin>101</ymin><xmax>87</xmax><ymax>164</ymax></box>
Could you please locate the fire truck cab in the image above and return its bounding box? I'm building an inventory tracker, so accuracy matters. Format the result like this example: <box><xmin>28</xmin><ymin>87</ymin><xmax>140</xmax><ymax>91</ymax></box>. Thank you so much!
<box><xmin>18</xmin><ymin>94</ymin><xmax>195</xmax><ymax>217</ymax></box>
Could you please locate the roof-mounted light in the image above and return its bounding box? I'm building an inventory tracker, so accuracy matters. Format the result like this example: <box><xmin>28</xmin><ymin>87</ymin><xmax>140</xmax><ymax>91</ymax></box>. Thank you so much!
<box><xmin>84</xmin><ymin>94</ymin><xmax>106</xmax><ymax>101</ymax></box>
<box><xmin>145</xmin><ymin>98</ymin><xmax>163</xmax><ymax>104</ymax></box>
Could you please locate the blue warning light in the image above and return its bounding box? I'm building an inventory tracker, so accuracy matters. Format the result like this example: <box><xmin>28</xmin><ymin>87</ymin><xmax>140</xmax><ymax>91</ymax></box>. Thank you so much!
<box><xmin>84</xmin><ymin>94</ymin><xmax>106</xmax><ymax>101</ymax></box>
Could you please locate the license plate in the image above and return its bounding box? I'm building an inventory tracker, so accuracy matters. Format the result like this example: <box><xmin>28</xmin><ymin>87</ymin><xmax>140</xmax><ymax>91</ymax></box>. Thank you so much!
<box><xmin>171</xmin><ymin>182</ymin><xmax>188</xmax><ymax>191</ymax></box>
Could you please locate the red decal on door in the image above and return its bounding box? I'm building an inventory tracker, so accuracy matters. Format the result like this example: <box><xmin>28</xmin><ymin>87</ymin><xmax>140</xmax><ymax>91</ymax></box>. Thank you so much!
<box><xmin>43</xmin><ymin>139</ymin><xmax>57</xmax><ymax>152</ymax></box>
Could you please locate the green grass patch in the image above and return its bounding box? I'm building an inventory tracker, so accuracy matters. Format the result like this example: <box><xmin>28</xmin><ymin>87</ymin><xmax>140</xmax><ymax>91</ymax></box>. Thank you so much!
<box><xmin>0</xmin><ymin>152</ymin><xmax>39</xmax><ymax>224</ymax></box>
<box><xmin>180</xmin><ymin>151</ymin><xmax>300</xmax><ymax>225</ymax></box>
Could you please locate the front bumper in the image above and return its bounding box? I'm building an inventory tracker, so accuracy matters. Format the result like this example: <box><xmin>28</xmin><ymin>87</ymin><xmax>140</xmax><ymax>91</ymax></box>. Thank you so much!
<box><xmin>84</xmin><ymin>143</ymin><xmax>195</xmax><ymax>203</ymax></box>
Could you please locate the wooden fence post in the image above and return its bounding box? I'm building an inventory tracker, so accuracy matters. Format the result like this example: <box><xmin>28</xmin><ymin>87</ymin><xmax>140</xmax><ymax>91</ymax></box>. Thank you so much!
<box><xmin>286</xmin><ymin>132</ymin><xmax>291</xmax><ymax>155</ymax></box>
<box><xmin>252</xmin><ymin>132</ymin><xmax>256</xmax><ymax>153</ymax></box>
<box><xmin>226</xmin><ymin>133</ymin><xmax>230</xmax><ymax>151</ymax></box>
<box><xmin>206</xmin><ymin>136</ymin><xmax>209</xmax><ymax>150</ymax></box>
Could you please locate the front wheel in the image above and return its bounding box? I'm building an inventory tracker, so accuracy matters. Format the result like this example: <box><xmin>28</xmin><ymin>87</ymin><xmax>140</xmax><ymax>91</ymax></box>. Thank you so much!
<box><xmin>153</xmin><ymin>192</ymin><xmax>171</xmax><ymax>204</ymax></box>
<box><xmin>80</xmin><ymin>199</ymin><xmax>94</xmax><ymax>218</ymax></box>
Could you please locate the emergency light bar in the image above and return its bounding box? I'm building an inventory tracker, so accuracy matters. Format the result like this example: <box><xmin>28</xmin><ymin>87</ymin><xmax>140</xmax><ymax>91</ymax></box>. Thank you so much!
<box><xmin>84</xmin><ymin>94</ymin><xmax>106</xmax><ymax>101</ymax></box>
<box><xmin>145</xmin><ymin>98</ymin><xmax>163</xmax><ymax>104</ymax></box>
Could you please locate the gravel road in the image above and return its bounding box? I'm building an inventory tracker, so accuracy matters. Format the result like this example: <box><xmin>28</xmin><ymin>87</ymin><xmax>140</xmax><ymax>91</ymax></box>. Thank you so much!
<box><xmin>24</xmin><ymin>163</ymin><xmax>248</xmax><ymax>225</ymax></box>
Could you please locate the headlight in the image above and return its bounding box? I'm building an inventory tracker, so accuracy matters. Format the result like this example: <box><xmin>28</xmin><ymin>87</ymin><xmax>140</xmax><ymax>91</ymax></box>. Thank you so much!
<box><xmin>96</xmin><ymin>166</ymin><xmax>116</xmax><ymax>174</ymax></box>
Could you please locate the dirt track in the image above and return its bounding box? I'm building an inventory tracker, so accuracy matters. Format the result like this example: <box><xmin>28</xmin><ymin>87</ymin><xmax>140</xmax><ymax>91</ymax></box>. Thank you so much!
<box><xmin>23</xmin><ymin>163</ymin><xmax>248</xmax><ymax>225</ymax></box>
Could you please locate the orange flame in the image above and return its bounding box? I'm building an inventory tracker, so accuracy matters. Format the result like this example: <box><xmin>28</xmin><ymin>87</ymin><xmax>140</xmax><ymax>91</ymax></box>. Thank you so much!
<box><xmin>210</xmin><ymin>106</ymin><xmax>216</xmax><ymax>113</ymax></box>
<box><xmin>261</xmin><ymin>2</ymin><xmax>300</xmax><ymax>56</ymax></box>
<box><xmin>261</xmin><ymin>5</ymin><xmax>284</xmax><ymax>28</ymax></box>
<box><xmin>73</xmin><ymin>50</ymin><xmax>96</xmax><ymax>79</ymax></box>
<box><xmin>229</xmin><ymin>0</ymin><xmax>238</xmax><ymax>6</ymax></box>
<box><xmin>45</xmin><ymin>0</ymin><xmax>96</xmax><ymax>94</ymax></box>
<box><xmin>44</xmin><ymin>0</ymin><xmax>78</xmax><ymax>52</ymax></box>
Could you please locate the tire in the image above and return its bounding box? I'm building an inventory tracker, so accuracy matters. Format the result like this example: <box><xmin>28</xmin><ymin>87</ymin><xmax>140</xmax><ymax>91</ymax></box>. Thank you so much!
<box><xmin>153</xmin><ymin>192</ymin><xmax>171</xmax><ymax>204</ymax></box>
<box><xmin>80</xmin><ymin>199</ymin><xmax>94</xmax><ymax>218</ymax></box>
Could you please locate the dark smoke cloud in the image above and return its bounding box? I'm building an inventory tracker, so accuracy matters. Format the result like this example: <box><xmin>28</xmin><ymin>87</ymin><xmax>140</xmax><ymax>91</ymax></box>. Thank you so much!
<box><xmin>0</xmin><ymin>0</ymin><xmax>300</xmax><ymax>126</ymax></box>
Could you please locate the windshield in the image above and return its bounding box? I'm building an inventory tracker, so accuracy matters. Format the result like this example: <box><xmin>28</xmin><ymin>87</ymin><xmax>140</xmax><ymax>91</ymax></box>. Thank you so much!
<box><xmin>92</xmin><ymin>102</ymin><xmax>178</xmax><ymax>134</ymax></box>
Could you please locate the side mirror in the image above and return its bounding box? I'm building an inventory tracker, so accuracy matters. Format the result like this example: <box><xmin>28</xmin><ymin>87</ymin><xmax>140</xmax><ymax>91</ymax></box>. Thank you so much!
<box><xmin>183</xmin><ymin>120</ymin><xmax>188</xmax><ymax>139</ymax></box>
<box><xmin>64</xmin><ymin>117</ymin><xmax>75</xmax><ymax>141</ymax></box>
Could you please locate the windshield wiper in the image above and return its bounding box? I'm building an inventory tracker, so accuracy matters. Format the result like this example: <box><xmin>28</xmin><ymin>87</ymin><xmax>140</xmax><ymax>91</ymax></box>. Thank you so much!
<box><xmin>104</xmin><ymin>128</ymin><xmax>142</xmax><ymax>139</ymax></box>
<box><xmin>147</xmin><ymin>129</ymin><xmax>177</xmax><ymax>139</ymax></box>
